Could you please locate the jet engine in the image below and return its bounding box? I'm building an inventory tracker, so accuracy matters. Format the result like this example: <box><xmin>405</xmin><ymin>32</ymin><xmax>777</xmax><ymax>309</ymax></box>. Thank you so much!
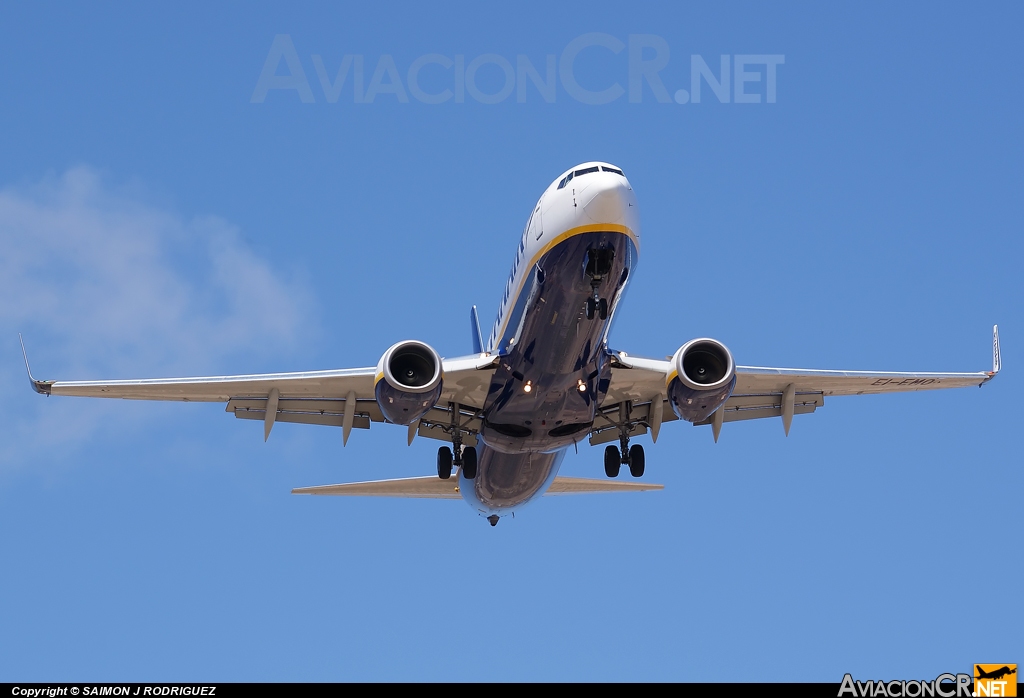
<box><xmin>666</xmin><ymin>338</ymin><xmax>736</xmax><ymax>423</ymax></box>
<box><xmin>374</xmin><ymin>340</ymin><xmax>444</xmax><ymax>425</ymax></box>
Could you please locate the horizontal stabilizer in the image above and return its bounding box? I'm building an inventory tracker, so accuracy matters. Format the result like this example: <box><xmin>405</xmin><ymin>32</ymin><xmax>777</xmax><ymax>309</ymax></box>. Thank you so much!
<box><xmin>292</xmin><ymin>475</ymin><xmax>663</xmax><ymax>499</ymax></box>
<box><xmin>293</xmin><ymin>476</ymin><xmax>462</xmax><ymax>499</ymax></box>
<box><xmin>545</xmin><ymin>476</ymin><xmax>663</xmax><ymax>495</ymax></box>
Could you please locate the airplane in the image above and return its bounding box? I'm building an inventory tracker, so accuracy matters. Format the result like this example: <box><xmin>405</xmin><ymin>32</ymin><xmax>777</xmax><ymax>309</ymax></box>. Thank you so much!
<box><xmin>976</xmin><ymin>666</ymin><xmax>1016</xmax><ymax>681</ymax></box>
<box><xmin>20</xmin><ymin>162</ymin><xmax>1001</xmax><ymax>526</ymax></box>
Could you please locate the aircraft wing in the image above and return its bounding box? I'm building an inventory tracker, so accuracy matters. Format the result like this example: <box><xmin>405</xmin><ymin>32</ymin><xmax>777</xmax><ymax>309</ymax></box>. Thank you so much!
<box><xmin>595</xmin><ymin>326</ymin><xmax>1000</xmax><ymax>442</ymax></box>
<box><xmin>20</xmin><ymin>336</ymin><xmax>497</xmax><ymax>443</ymax></box>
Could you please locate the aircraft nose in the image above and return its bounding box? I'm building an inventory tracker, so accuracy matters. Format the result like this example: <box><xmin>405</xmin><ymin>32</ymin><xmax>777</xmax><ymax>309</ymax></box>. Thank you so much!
<box><xmin>580</xmin><ymin>175</ymin><xmax>631</xmax><ymax>224</ymax></box>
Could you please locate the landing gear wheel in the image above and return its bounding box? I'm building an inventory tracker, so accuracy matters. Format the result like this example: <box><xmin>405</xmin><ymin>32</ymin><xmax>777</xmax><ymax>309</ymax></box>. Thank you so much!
<box><xmin>598</xmin><ymin>298</ymin><xmax>608</xmax><ymax>320</ymax></box>
<box><xmin>437</xmin><ymin>446</ymin><xmax>453</xmax><ymax>480</ymax></box>
<box><xmin>586</xmin><ymin>297</ymin><xmax>597</xmax><ymax>320</ymax></box>
<box><xmin>461</xmin><ymin>446</ymin><xmax>478</xmax><ymax>479</ymax></box>
<box><xmin>628</xmin><ymin>444</ymin><xmax>645</xmax><ymax>478</ymax></box>
<box><xmin>604</xmin><ymin>445</ymin><xmax>621</xmax><ymax>478</ymax></box>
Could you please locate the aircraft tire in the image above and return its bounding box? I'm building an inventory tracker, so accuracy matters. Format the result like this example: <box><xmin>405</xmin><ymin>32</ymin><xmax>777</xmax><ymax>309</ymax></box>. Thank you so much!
<box><xmin>604</xmin><ymin>445</ymin><xmax>621</xmax><ymax>478</ymax></box>
<box><xmin>462</xmin><ymin>446</ymin><xmax>478</xmax><ymax>480</ymax></box>
<box><xmin>628</xmin><ymin>444</ymin><xmax>645</xmax><ymax>478</ymax></box>
<box><xmin>437</xmin><ymin>446</ymin><xmax>453</xmax><ymax>480</ymax></box>
<box><xmin>586</xmin><ymin>298</ymin><xmax>596</xmax><ymax>320</ymax></box>
<box><xmin>598</xmin><ymin>298</ymin><xmax>608</xmax><ymax>320</ymax></box>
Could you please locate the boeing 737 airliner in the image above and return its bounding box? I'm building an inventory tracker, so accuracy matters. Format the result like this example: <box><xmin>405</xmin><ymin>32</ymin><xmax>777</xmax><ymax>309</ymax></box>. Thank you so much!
<box><xmin>21</xmin><ymin>163</ymin><xmax>1001</xmax><ymax>526</ymax></box>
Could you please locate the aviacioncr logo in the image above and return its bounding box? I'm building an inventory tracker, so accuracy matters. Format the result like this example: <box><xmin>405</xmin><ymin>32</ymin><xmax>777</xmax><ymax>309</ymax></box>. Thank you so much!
<box><xmin>250</xmin><ymin>34</ymin><xmax>784</xmax><ymax>105</ymax></box>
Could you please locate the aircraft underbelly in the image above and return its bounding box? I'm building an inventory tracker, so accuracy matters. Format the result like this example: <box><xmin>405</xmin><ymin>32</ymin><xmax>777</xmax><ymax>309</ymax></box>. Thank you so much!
<box><xmin>459</xmin><ymin>447</ymin><xmax>564</xmax><ymax>514</ymax></box>
<box><xmin>479</xmin><ymin>230</ymin><xmax>636</xmax><ymax>458</ymax></box>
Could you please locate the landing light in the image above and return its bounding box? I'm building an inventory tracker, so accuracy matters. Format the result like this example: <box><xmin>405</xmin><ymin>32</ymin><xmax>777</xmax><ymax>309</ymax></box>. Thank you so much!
<box><xmin>523</xmin><ymin>382</ymin><xmax>532</xmax><ymax>393</ymax></box>
<box><xmin>577</xmin><ymin>380</ymin><xmax>587</xmax><ymax>392</ymax></box>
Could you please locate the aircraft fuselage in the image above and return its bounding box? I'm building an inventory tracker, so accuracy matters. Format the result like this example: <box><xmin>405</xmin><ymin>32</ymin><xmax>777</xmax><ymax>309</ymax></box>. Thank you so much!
<box><xmin>461</xmin><ymin>163</ymin><xmax>640</xmax><ymax>519</ymax></box>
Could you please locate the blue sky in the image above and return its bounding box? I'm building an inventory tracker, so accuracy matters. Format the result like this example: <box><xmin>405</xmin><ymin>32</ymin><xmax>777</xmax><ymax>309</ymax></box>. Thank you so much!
<box><xmin>1</xmin><ymin>2</ymin><xmax>1020</xmax><ymax>682</ymax></box>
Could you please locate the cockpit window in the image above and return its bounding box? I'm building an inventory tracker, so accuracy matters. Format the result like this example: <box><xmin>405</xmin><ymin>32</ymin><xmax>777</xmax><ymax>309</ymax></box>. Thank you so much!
<box><xmin>558</xmin><ymin>165</ymin><xmax>618</xmax><ymax>189</ymax></box>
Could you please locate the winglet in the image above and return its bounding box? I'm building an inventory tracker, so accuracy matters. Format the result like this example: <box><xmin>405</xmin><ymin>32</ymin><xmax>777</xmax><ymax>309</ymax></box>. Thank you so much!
<box><xmin>992</xmin><ymin>324</ymin><xmax>1001</xmax><ymax>375</ymax></box>
<box><xmin>19</xmin><ymin>334</ymin><xmax>52</xmax><ymax>395</ymax></box>
<box><xmin>470</xmin><ymin>305</ymin><xmax>485</xmax><ymax>355</ymax></box>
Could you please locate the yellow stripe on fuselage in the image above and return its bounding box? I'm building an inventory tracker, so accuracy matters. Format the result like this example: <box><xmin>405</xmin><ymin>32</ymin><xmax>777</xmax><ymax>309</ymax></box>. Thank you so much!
<box><xmin>491</xmin><ymin>223</ymin><xmax>638</xmax><ymax>349</ymax></box>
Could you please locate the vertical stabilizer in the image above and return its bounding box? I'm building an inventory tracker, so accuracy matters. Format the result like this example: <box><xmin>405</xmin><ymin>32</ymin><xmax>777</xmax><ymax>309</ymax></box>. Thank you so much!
<box><xmin>470</xmin><ymin>305</ymin><xmax>484</xmax><ymax>354</ymax></box>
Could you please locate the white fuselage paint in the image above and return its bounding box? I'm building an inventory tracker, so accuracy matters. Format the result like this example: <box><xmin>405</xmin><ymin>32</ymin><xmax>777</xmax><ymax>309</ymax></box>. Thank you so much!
<box><xmin>485</xmin><ymin>162</ymin><xmax>640</xmax><ymax>355</ymax></box>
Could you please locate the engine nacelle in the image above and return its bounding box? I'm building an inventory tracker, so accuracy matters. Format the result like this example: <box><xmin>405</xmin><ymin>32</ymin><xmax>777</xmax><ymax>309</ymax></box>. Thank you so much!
<box><xmin>667</xmin><ymin>338</ymin><xmax>737</xmax><ymax>423</ymax></box>
<box><xmin>374</xmin><ymin>340</ymin><xmax>444</xmax><ymax>425</ymax></box>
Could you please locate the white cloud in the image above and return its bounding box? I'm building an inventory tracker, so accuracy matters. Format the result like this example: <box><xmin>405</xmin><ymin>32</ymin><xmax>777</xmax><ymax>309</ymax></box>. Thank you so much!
<box><xmin>0</xmin><ymin>167</ymin><xmax>317</xmax><ymax>466</ymax></box>
<box><xmin>1</xmin><ymin>167</ymin><xmax>314</xmax><ymax>372</ymax></box>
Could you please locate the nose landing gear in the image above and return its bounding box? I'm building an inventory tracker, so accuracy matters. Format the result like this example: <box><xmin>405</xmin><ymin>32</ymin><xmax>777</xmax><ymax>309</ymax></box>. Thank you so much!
<box><xmin>585</xmin><ymin>295</ymin><xmax>608</xmax><ymax>320</ymax></box>
<box><xmin>584</xmin><ymin>248</ymin><xmax>613</xmax><ymax>321</ymax></box>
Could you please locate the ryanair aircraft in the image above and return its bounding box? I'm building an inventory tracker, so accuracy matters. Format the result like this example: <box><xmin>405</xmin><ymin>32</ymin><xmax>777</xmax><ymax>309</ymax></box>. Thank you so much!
<box><xmin>22</xmin><ymin>163</ymin><xmax>1001</xmax><ymax>526</ymax></box>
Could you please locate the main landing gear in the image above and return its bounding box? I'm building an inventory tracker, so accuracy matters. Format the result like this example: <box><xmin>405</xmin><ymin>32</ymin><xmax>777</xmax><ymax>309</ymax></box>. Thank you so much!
<box><xmin>602</xmin><ymin>400</ymin><xmax>645</xmax><ymax>478</ymax></box>
<box><xmin>437</xmin><ymin>444</ymin><xmax>477</xmax><ymax>480</ymax></box>
<box><xmin>437</xmin><ymin>401</ymin><xmax>477</xmax><ymax>480</ymax></box>
<box><xmin>437</xmin><ymin>446</ymin><xmax>453</xmax><ymax>479</ymax></box>
<box><xmin>462</xmin><ymin>446</ymin><xmax>478</xmax><ymax>479</ymax></box>
<box><xmin>604</xmin><ymin>442</ymin><xmax>645</xmax><ymax>478</ymax></box>
<box><xmin>584</xmin><ymin>248</ymin><xmax>613</xmax><ymax>321</ymax></box>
